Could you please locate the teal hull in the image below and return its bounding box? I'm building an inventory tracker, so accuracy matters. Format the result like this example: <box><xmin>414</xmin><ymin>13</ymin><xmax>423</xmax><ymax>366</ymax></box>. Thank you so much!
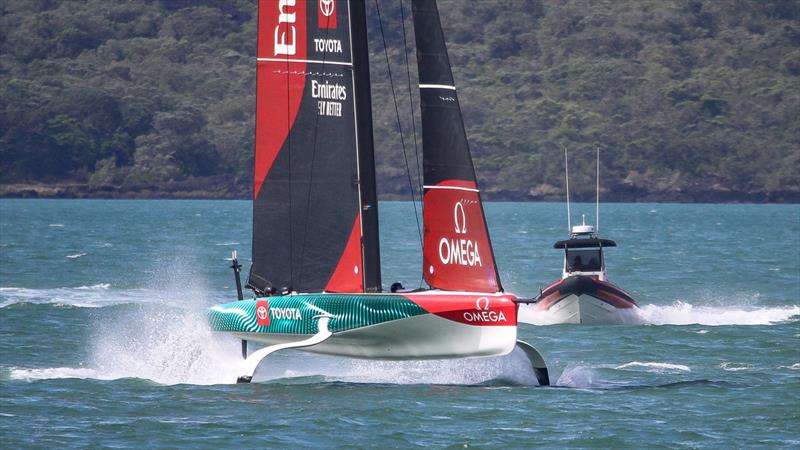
<box><xmin>207</xmin><ymin>293</ymin><xmax>427</xmax><ymax>335</ymax></box>
<box><xmin>207</xmin><ymin>292</ymin><xmax>520</xmax><ymax>359</ymax></box>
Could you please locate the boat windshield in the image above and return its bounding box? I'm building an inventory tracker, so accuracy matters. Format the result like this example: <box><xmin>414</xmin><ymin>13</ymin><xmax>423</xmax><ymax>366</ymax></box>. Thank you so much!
<box><xmin>566</xmin><ymin>249</ymin><xmax>602</xmax><ymax>272</ymax></box>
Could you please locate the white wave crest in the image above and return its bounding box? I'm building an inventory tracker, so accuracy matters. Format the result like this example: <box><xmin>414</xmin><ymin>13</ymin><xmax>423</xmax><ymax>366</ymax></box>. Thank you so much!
<box><xmin>636</xmin><ymin>302</ymin><xmax>800</xmax><ymax>326</ymax></box>
<box><xmin>719</xmin><ymin>362</ymin><xmax>752</xmax><ymax>372</ymax></box>
<box><xmin>0</xmin><ymin>285</ymin><xmax>153</xmax><ymax>308</ymax></box>
<box><xmin>76</xmin><ymin>283</ymin><xmax>111</xmax><ymax>290</ymax></box>
<box><xmin>66</xmin><ymin>252</ymin><xmax>87</xmax><ymax>259</ymax></box>
<box><xmin>9</xmin><ymin>367</ymin><xmax>109</xmax><ymax>381</ymax></box>
<box><xmin>615</xmin><ymin>361</ymin><xmax>691</xmax><ymax>373</ymax></box>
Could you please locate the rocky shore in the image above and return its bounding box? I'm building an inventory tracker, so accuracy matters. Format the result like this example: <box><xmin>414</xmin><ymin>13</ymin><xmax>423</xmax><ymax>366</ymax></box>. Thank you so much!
<box><xmin>2</xmin><ymin>180</ymin><xmax>797</xmax><ymax>203</ymax></box>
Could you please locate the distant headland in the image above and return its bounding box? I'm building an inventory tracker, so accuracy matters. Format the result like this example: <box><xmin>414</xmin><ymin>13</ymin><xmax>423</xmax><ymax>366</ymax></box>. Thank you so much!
<box><xmin>2</xmin><ymin>1</ymin><xmax>798</xmax><ymax>203</ymax></box>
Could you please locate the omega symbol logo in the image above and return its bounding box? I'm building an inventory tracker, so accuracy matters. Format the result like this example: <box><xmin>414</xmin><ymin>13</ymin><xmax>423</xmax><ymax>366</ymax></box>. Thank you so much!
<box><xmin>319</xmin><ymin>0</ymin><xmax>335</xmax><ymax>17</ymax></box>
<box><xmin>463</xmin><ymin>296</ymin><xmax>505</xmax><ymax>323</ymax></box>
<box><xmin>454</xmin><ymin>201</ymin><xmax>467</xmax><ymax>234</ymax></box>
<box><xmin>256</xmin><ymin>305</ymin><xmax>268</xmax><ymax>321</ymax></box>
<box><xmin>438</xmin><ymin>200</ymin><xmax>482</xmax><ymax>267</ymax></box>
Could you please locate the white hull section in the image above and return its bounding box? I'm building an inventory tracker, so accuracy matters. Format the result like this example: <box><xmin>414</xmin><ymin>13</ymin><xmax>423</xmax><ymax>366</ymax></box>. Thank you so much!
<box><xmin>534</xmin><ymin>294</ymin><xmax>638</xmax><ymax>325</ymax></box>
<box><xmin>234</xmin><ymin>313</ymin><xmax>517</xmax><ymax>360</ymax></box>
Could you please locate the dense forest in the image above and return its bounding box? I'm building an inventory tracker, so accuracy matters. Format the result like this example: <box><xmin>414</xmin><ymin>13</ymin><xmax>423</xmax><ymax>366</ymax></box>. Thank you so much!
<box><xmin>1</xmin><ymin>0</ymin><xmax>798</xmax><ymax>201</ymax></box>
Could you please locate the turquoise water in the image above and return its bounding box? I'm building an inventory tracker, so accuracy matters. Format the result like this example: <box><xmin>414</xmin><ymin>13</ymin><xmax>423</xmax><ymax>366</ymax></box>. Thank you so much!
<box><xmin>1</xmin><ymin>199</ymin><xmax>798</xmax><ymax>448</ymax></box>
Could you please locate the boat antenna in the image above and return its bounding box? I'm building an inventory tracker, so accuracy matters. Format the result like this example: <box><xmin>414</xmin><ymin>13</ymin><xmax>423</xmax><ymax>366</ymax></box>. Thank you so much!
<box><xmin>596</xmin><ymin>146</ymin><xmax>600</xmax><ymax>233</ymax></box>
<box><xmin>564</xmin><ymin>147</ymin><xmax>571</xmax><ymax>233</ymax></box>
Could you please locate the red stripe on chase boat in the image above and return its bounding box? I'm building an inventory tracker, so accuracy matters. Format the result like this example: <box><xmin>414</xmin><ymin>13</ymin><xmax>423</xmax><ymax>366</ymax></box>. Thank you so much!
<box><xmin>595</xmin><ymin>289</ymin><xmax>636</xmax><ymax>309</ymax></box>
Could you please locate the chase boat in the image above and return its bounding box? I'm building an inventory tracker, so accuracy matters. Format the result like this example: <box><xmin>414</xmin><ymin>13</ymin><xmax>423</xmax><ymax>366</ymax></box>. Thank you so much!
<box><xmin>532</xmin><ymin>221</ymin><xmax>638</xmax><ymax>324</ymax></box>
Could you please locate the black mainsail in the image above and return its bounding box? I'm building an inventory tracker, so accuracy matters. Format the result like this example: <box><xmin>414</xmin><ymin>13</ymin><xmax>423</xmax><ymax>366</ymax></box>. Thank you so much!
<box><xmin>412</xmin><ymin>0</ymin><xmax>503</xmax><ymax>293</ymax></box>
<box><xmin>249</xmin><ymin>0</ymin><xmax>380</xmax><ymax>294</ymax></box>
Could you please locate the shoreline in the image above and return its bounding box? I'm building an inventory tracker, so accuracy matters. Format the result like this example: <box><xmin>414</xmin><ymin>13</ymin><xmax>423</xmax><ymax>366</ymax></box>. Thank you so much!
<box><xmin>1</xmin><ymin>182</ymin><xmax>798</xmax><ymax>203</ymax></box>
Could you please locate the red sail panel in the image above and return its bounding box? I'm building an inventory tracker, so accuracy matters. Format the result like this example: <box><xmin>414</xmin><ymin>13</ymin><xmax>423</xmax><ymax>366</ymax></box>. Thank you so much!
<box><xmin>249</xmin><ymin>0</ymin><xmax>379</xmax><ymax>295</ymax></box>
<box><xmin>254</xmin><ymin>0</ymin><xmax>308</xmax><ymax>198</ymax></box>
<box><xmin>423</xmin><ymin>180</ymin><xmax>499</xmax><ymax>293</ymax></box>
<box><xmin>325</xmin><ymin>214</ymin><xmax>364</xmax><ymax>293</ymax></box>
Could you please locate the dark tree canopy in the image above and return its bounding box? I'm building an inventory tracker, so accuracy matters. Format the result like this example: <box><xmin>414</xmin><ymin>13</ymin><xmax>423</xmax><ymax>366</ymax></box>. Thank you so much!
<box><xmin>1</xmin><ymin>0</ymin><xmax>798</xmax><ymax>201</ymax></box>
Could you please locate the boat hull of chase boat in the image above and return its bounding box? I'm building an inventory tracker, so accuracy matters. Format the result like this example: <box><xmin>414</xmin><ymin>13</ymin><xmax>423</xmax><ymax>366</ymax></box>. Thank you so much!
<box><xmin>535</xmin><ymin>276</ymin><xmax>638</xmax><ymax>325</ymax></box>
<box><xmin>208</xmin><ymin>292</ymin><xmax>518</xmax><ymax>359</ymax></box>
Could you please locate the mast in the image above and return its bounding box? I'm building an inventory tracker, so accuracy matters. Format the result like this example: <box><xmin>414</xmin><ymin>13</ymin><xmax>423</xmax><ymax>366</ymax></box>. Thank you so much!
<box><xmin>412</xmin><ymin>0</ymin><xmax>502</xmax><ymax>293</ymax></box>
<box><xmin>350</xmin><ymin>0</ymin><xmax>381</xmax><ymax>292</ymax></box>
<box><xmin>248</xmin><ymin>0</ymin><xmax>380</xmax><ymax>295</ymax></box>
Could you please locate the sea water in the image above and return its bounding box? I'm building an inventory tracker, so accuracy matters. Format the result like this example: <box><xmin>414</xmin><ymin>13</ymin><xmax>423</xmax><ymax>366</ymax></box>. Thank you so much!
<box><xmin>1</xmin><ymin>199</ymin><xmax>798</xmax><ymax>448</ymax></box>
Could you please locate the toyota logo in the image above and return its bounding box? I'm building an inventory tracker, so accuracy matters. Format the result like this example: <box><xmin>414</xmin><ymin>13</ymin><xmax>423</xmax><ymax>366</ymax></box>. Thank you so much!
<box><xmin>476</xmin><ymin>297</ymin><xmax>490</xmax><ymax>311</ymax></box>
<box><xmin>319</xmin><ymin>0</ymin><xmax>335</xmax><ymax>17</ymax></box>
<box><xmin>454</xmin><ymin>201</ymin><xmax>467</xmax><ymax>234</ymax></box>
<box><xmin>256</xmin><ymin>305</ymin><xmax>268</xmax><ymax>320</ymax></box>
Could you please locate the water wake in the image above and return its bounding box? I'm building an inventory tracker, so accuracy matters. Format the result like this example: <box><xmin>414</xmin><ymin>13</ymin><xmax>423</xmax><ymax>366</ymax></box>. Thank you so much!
<box><xmin>5</xmin><ymin>266</ymin><xmax>544</xmax><ymax>386</ymax></box>
<box><xmin>635</xmin><ymin>301</ymin><xmax>799</xmax><ymax>326</ymax></box>
<box><xmin>555</xmin><ymin>362</ymin><xmax>690</xmax><ymax>389</ymax></box>
<box><xmin>615</xmin><ymin>361</ymin><xmax>691</xmax><ymax>373</ymax></box>
<box><xmin>519</xmin><ymin>301</ymin><xmax>799</xmax><ymax>326</ymax></box>
<box><xmin>9</xmin><ymin>367</ymin><xmax>110</xmax><ymax>382</ymax></box>
<box><xmin>554</xmin><ymin>363</ymin><xmax>743</xmax><ymax>391</ymax></box>
<box><xmin>8</xmin><ymin>327</ymin><xmax>544</xmax><ymax>386</ymax></box>
<box><xmin>6</xmin><ymin>302</ymin><xmax>244</xmax><ymax>385</ymax></box>
<box><xmin>250</xmin><ymin>347</ymin><xmax>542</xmax><ymax>386</ymax></box>
<box><xmin>85</xmin><ymin>306</ymin><xmax>244</xmax><ymax>385</ymax></box>
<box><xmin>3</xmin><ymin>272</ymin><xmax>546</xmax><ymax>386</ymax></box>
<box><xmin>3</xmin><ymin>263</ymin><xmax>248</xmax><ymax>384</ymax></box>
<box><xmin>556</xmin><ymin>365</ymin><xmax>606</xmax><ymax>389</ymax></box>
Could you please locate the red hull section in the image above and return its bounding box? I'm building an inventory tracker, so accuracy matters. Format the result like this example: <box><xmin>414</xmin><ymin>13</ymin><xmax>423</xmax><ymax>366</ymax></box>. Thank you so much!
<box><xmin>408</xmin><ymin>292</ymin><xmax>517</xmax><ymax>327</ymax></box>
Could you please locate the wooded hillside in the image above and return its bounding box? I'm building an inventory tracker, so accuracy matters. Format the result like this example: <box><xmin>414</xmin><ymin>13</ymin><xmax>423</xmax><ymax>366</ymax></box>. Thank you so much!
<box><xmin>2</xmin><ymin>0</ymin><xmax>798</xmax><ymax>201</ymax></box>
